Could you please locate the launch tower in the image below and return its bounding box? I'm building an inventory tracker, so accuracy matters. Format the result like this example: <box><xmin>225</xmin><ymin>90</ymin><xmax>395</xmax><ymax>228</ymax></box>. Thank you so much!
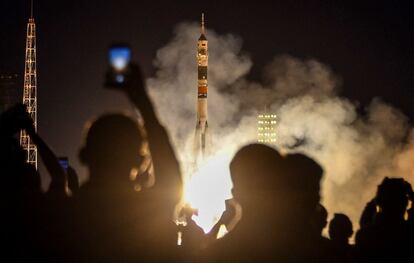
<box><xmin>20</xmin><ymin>2</ymin><xmax>38</xmax><ymax>169</ymax></box>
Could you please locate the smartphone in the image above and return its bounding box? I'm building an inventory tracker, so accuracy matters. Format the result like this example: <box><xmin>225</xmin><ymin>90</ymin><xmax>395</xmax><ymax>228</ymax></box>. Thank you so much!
<box><xmin>108</xmin><ymin>44</ymin><xmax>132</xmax><ymax>86</ymax></box>
<box><xmin>58</xmin><ymin>157</ymin><xmax>69</xmax><ymax>172</ymax></box>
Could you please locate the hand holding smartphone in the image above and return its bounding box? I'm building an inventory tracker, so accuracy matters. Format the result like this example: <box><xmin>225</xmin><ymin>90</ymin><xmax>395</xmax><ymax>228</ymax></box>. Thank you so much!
<box><xmin>106</xmin><ymin>44</ymin><xmax>132</xmax><ymax>88</ymax></box>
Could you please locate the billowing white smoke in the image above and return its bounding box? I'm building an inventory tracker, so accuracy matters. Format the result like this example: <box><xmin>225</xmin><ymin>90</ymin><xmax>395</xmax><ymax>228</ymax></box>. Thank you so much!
<box><xmin>147</xmin><ymin>22</ymin><xmax>414</xmax><ymax>232</ymax></box>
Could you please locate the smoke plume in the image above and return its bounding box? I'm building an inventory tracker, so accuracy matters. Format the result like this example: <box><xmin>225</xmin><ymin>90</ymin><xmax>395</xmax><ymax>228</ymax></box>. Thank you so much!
<box><xmin>147</xmin><ymin>22</ymin><xmax>414</xmax><ymax>231</ymax></box>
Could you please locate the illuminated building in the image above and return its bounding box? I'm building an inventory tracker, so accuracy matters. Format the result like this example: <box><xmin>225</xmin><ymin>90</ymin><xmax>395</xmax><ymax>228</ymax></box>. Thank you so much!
<box><xmin>257</xmin><ymin>113</ymin><xmax>277</xmax><ymax>144</ymax></box>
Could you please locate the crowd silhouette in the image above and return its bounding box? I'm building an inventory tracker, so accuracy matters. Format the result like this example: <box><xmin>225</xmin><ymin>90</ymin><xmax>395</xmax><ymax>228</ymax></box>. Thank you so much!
<box><xmin>1</xmin><ymin>62</ymin><xmax>413</xmax><ymax>262</ymax></box>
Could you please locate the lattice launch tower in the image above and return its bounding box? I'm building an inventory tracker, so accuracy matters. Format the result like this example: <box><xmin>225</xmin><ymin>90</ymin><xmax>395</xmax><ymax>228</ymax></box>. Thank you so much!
<box><xmin>20</xmin><ymin>2</ymin><xmax>38</xmax><ymax>169</ymax></box>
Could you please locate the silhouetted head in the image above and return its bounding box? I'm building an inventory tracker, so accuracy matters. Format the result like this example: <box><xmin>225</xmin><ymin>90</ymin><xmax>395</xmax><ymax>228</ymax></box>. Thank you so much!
<box><xmin>80</xmin><ymin>114</ymin><xmax>143</xmax><ymax>182</ymax></box>
<box><xmin>329</xmin><ymin>213</ymin><xmax>353</xmax><ymax>243</ymax></box>
<box><xmin>283</xmin><ymin>153</ymin><xmax>323</xmax><ymax>216</ymax></box>
<box><xmin>230</xmin><ymin>144</ymin><xmax>284</xmax><ymax>203</ymax></box>
<box><xmin>376</xmin><ymin>177</ymin><xmax>410</xmax><ymax>220</ymax></box>
<box><xmin>312</xmin><ymin>203</ymin><xmax>328</xmax><ymax>235</ymax></box>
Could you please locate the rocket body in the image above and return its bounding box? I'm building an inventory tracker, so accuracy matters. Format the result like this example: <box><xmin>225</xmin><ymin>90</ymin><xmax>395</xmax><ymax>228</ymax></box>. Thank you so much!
<box><xmin>195</xmin><ymin>14</ymin><xmax>209</xmax><ymax>157</ymax></box>
<box><xmin>197</xmin><ymin>34</ymin><xmax>208</xmax><ymax>130</ymax></box>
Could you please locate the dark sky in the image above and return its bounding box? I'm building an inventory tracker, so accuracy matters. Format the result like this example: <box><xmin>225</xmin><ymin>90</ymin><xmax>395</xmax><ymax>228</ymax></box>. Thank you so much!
<box><xmin>1</xmin><ymin>0</ymin><xmax>413</xmax><ymax>183</ymax></box>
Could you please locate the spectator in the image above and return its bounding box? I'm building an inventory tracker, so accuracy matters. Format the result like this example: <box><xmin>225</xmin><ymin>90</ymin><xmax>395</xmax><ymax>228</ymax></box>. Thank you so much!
<box><xmin>329</xmin><ymin>213</ymin><xmax>354</xmax><ymax>263</ymax></box>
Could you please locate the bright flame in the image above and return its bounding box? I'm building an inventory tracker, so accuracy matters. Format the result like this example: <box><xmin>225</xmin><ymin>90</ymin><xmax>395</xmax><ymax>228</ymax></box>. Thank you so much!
<box><xmin>216</xmin><ymin>224</ymin><xmax>229</xmax><ymax>239</ymax></box>
<box><xmin>183</xmin><ymin>153</ymin><xmax>234</xmax><ymax>233</ymax></box>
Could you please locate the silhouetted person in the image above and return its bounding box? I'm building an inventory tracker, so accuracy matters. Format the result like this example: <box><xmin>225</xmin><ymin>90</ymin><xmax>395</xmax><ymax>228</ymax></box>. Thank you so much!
<box><xmin>178</xmin><ymin>205</ymin><xmax>206</xmax><ymax>256</ymax></box>
<box><xmin>356</xmin><ymin>177</ymin><xmax>413</xmax><ymax>262</ymax></box>
<box><xmin>67</xmin><ymin>63</ymin><xmax>182</xmax><ymax>262</ymax></box>
<box><xmin>208</xmin><ymin>198</ymin><xmax>242</xmax><ymax>242</ymax></box>
<box><xmin>0</xmin><ymin>104</ymin><xmax>68</xmax><ymax>196</ymax></box>
<box><xmin>0</xmin><ymin>104</ymin><xmax>70</xmax><ymax>261</ymax></box>
<box><xmin>359</xmin><ymin>198</ymin><xmax>376</xmax><ymax>229</ymax></box>
<box><xmin>310</xmin><ymin>203</ymin><xmax>332</xmax><ymax>260</ymax></box>
<box><xmin>329</xmin><ymin>213</ymin><xmax>354</xmax><ymax>263</ymax></box>
<box><xmin>407</xmin><ymin>186</ymin><xmax>414</xmax><ymax>234</ymax></box>
<box><xmin>311</xmin><ymin>203</ymin><xmax>329</xmax><ymax>238</ymax></box>
<box><xmin>282</xmin><ymin>153</ymin><xmax>329</xmax><ymax>262</ymax></box>
<box><xmin>204</xmin><ymin>145</ymin><xmax>327</xmax><ymax>262</ymax></box>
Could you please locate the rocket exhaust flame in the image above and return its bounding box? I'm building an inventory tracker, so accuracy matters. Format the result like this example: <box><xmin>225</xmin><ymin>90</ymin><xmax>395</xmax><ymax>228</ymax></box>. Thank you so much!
<box><xmin>184</xmin><ymin>153</ymin><xmax>234</xmax><ymax>233</ymax></box>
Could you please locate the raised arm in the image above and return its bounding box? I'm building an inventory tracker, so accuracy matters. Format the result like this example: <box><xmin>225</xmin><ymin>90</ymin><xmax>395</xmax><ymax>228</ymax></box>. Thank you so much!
<box><xmin>121</xmin><ymin>64</ymin><xmax>182</xmax><ymax>206</ymax></box>
<box><xmin>0</xmin><ymin>104</ymin><xmax>67</xmax><ymax>195</ymax></box>
<box><xmin>21</xmin><ymin>106</ymin><xmax>67</xmax><ymax>195</ymax></box>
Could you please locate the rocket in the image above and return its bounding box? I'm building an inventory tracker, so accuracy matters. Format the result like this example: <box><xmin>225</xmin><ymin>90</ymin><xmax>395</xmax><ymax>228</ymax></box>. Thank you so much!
<box><xmin>195</xmin><ymin>13</ymin><xmax>209</xmax><ymax>158</ymax></box>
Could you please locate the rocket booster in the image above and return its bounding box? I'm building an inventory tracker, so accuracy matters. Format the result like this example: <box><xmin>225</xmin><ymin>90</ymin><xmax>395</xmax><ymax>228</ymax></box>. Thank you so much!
<box><xmin>195</xmin><ymin>13</ymin><xmax>209</xmax><ymax>157</ymax></box>
<box><xmin>197</xmin><ymin>13</ymin><xmax>208</xmax><ymax>130</ymax></box>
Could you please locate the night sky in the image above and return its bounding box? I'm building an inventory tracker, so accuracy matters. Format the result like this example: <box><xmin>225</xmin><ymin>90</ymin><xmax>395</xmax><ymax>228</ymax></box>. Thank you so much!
<box><xmin>1</xmin><ymin>0</ymin><xmax>413</xmax><ymax>184</ymax></box>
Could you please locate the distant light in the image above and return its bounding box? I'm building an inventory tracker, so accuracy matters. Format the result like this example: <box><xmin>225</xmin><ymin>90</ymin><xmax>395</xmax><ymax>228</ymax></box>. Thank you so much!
<box><xmin>257</xmin><ymin>112</ymin><xmax>277</xmax><ymax>144</ymax></box>
<box><xmin>116</xmin><ymin>74</ymin><xmax>125</xmax><ymax>83</ymax></box>
<box><xmin>177</xmin><ymin>231</ymin><xmax>182</xmax><ymax>246</ymax></box>
<box><xmin>134</xmin><ymin>184</ymin><xmax>142</xmax><ymax>192</ymax></box>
